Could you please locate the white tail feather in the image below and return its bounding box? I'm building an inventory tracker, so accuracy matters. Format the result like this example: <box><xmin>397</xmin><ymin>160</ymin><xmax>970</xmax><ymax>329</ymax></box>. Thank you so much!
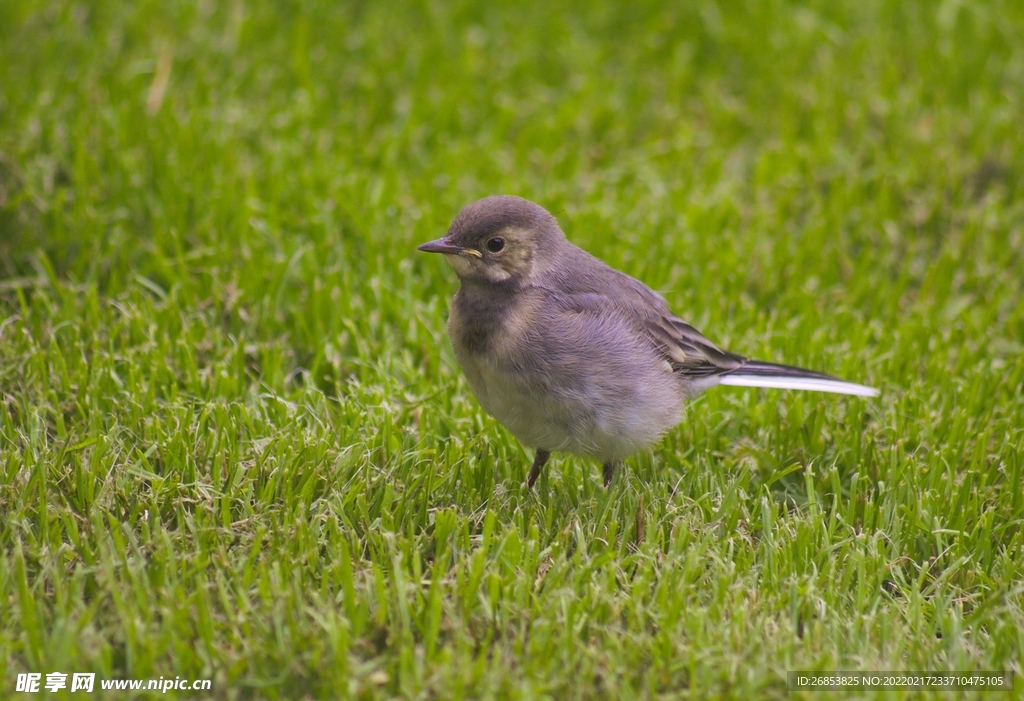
<box><xmin>719</xmin><ymin>374</ymin><xmax>879</xmax><ymax>397</ymax></box>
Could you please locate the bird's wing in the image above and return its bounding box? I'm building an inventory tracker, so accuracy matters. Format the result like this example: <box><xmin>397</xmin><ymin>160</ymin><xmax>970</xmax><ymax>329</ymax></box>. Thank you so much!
<box><xmin>591</xmin><ymin>272</ymin><xmax>747</xmax><ymax>378</ymax></box>
<box><xmin>538</xmin><ymin>251</ymin><xmax>876</xmax><ymax>395</ymax></box>
<box><xmin>541</xmin><ymin>249</ymin><xmax>746</xmax><ymax>378</ymax></box>
<box><xmin>548</xmin><ymin>272</ymin><xmax>745</xmax><ymax>379</ymax></box>
<box><xmin>640</xmin><ymin>312</ymin><xmax>746</xmax><ymax>378</ymax></box>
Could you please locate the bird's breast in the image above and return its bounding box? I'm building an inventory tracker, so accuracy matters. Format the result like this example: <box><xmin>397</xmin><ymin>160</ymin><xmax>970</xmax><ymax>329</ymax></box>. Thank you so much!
<box><xmin>448</xmin><ymin>286</ymin><xmax>539</xmax><ymax>358</ymax></box>
<box><xmin>447</xmin><ymin>288</ymin><xmax>546</xmax><ymax>429</ymax></box>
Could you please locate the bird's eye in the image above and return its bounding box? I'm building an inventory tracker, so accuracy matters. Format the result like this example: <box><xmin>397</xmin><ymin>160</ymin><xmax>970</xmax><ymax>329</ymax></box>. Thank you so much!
<box><xmin>486</xmin><ymin>237</ymin><xmax>506</xmax><ymax>253</ymax></box>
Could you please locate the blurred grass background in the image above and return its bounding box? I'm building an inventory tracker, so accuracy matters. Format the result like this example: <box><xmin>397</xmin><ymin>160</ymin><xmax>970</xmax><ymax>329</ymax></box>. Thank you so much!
<box><xmin>1</xmin><ymin>0</ymin><xmax>1023</xmax><ymax>698</ymax></box>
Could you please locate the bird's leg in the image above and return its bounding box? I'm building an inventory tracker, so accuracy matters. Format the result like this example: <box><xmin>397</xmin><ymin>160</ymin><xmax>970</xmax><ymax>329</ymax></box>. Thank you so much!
<box><xmin>602</xmin><ymin>461</ymin><xmax>617</xmax><ymax>488</ymax></box>
<box><xmin>526</xmin><ymin>449</ymin><xmax>550</xmax><ymax>489</ymax></box>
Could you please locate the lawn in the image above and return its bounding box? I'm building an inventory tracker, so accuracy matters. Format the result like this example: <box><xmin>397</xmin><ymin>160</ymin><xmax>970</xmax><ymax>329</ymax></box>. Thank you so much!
<box><xmin>1</xmin><ymin>0</ymin><xmax>1023</xmax><ymax>698</ymax></box>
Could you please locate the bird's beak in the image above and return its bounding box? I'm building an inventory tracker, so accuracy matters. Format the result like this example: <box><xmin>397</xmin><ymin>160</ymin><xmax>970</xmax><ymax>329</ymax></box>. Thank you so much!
<box><xmin>417</xmin><ymin>238</ymin><xmax>482</xmax><ymax>258</ymax></box>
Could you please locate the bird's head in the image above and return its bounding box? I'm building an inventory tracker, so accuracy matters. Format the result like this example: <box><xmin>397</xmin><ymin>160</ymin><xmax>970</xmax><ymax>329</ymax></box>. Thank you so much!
<box><xmin>418</xmin><ymin>196</ymin><xmax>566</xmax><ymax>285</ymax></box>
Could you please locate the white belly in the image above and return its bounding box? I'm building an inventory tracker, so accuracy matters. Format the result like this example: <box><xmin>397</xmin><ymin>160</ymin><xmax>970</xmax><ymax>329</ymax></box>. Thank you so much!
<box><xmin>456</xmin><ymin>350</ymin><xmax>684</xmax><ymax>462</ymax></box>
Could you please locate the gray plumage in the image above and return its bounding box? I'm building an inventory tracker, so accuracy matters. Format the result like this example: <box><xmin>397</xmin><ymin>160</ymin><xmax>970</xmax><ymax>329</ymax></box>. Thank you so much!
<box><xmin>419</xmin><ymin>195</ymin><xmax>878</xmax><ymax>488</ymax></box>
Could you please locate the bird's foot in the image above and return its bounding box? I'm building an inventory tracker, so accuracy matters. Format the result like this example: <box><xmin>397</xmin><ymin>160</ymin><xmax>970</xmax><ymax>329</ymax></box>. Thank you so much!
<box><xmin>602</xmin><ymin>461</ymin><xmax>617</xmax><ymax>488</ymax></box>
<box><xmin>527</xmin><ymin>449</ymin><xmax>551</xmax><ymax>489</ymax></box>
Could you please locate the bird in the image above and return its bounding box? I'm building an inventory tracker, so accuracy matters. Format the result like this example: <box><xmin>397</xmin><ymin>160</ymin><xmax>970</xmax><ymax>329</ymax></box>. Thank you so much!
<box><xmin>418</xmin><ymin>195</ymin><xmax>878</xmax><ymax>489</ymax></box>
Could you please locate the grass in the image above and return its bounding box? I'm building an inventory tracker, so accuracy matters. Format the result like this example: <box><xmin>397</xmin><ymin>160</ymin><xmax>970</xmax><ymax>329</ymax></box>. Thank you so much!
<box><xmin>1</xmin><ymin>0</ymin><xmax>1023</xmax><ymax>698</ymax></box>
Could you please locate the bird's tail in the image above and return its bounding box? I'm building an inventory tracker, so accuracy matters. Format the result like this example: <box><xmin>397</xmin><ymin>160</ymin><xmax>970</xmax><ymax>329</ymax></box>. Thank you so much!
<box><xmin>719</xmin><ymin>360</ymin><xmax>878</xmax><ymax>397</ymax></box>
